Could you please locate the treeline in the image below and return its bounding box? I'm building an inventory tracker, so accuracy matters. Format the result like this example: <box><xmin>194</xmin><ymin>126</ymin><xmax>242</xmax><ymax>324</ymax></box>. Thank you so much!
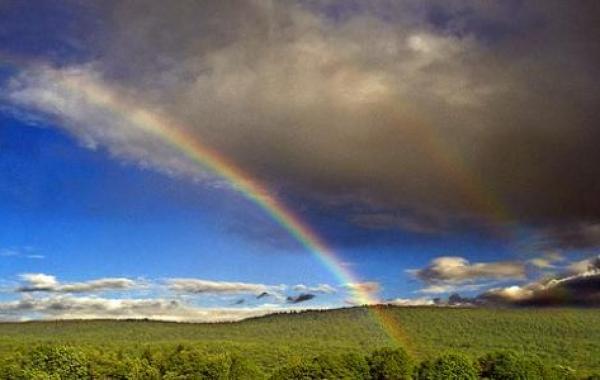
<box><xmin>0</xmin><ymin>344</ymin><xmax>599</xmax><ymax>379</ymax></box>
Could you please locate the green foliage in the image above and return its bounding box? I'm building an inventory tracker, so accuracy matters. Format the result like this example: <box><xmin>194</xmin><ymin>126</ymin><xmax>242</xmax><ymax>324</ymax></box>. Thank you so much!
<box><xmin>161</xmin><ymin>346</ymin><xmax>263</xmax><ymax>380</ymax></box>
<box><xmin>13</xmin><ymin>345</ymin><xmax>91</xmax><ymax>380</ymax></box>
<box><xmin>478</xmin><ymin>351</ymin><xmax>578</xmax><ymax>380</ymax></box>
<box><xmin>99</xmin><ymin>356</ymin><xmax>161</xmax><ymax>379</ymax></box>
<box><xmin>415</xmin><ymin>352</ymin><xmax>478</xmax><ymax>380</ymax></box>
<box><xmin>540</xmin><ymin>365</ymin><xmax>578</xmax><ymax>380</ymax></box>
<box><xmin>163</xmin><ymin>347</ymin><xmax>230</xmax><ymax>379</ymax></box>
<box><xmin>478</xmin><ymin>351</ymin><xmax>543</xmax><ymax>380</ymax></box>
<box><xmin>0</xmin><ymin>307</ymin><xmax>598</xmax><ymax>376</ymax></box>
<box><xmin>269</xmin><ymin>353</ymin><xmax>369</xmax><ymax>379</ymax></box>
<box><xmin>368</xmin><ymin>347</ymin><xmax>413</xmax><ymax>379</ymax></box>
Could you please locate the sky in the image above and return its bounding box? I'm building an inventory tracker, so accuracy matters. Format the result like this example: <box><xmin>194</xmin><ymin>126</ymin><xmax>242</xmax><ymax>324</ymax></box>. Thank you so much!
<box><xmin>0</xmin><ymin>0</ymin><xmax>599</xmax><ymax>321</ymax></box>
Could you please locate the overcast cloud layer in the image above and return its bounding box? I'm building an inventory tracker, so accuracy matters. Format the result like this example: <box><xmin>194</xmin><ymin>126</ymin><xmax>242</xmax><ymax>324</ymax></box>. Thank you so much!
<box><xmin>3</xmin><ymin>0</ymin><xmax>600</xmax><ymax>247</ymax></box>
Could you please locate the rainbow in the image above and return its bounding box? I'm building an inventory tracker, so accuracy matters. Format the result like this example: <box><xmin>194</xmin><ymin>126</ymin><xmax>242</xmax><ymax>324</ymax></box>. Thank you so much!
<box><xmin>2</xmin><ymin>59</ymin><xmax>515</xmax><ymax>347</ymax></box>
<box><xmin>28</xmin><ymin>69</ymin><xmax>408</xmax><ymax>346</ymax></box>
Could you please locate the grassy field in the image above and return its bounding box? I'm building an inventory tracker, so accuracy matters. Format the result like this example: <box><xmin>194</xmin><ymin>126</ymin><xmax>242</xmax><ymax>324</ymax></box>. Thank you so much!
<box><xmin>0</xmin><ymin>306</ymin><xmax>599</xmax><ymax>376</ymax></box>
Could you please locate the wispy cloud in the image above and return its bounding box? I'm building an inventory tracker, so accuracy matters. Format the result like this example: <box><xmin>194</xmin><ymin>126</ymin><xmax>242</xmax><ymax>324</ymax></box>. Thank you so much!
<box><xmin>17</xmin><ymin>273</ymin><xmax>138</xmax><ymax>293</ymax></box>
<box><xmin>292</xmin><ymin>284</ymin><xmax>336</xmax><ymax>294</ymax></box>
<box><xmin>166</xmin><ymin>278</ymin><xmax>284</xmax><ymax>296</ymax></box>
<box><xmin>417</xmin><ymin>282</ymin><xmax>488</xmax><ymax>295</ymax></box>
<box><xmin>528</xmin><ymin>251</ymin><xmax>565</xmax><ymax>270</ymax></box>
<box><xmin>0</xmin><ymin>247</ymin><xmax>44</xmax><ymax>260</ymax></box>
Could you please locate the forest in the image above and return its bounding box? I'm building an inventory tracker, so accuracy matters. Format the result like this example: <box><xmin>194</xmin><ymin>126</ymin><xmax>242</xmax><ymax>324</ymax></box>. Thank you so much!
<box><xmin>0</xmin><ymin>306</ymin><xmax>598</xmax><ymax>379</ymax></box>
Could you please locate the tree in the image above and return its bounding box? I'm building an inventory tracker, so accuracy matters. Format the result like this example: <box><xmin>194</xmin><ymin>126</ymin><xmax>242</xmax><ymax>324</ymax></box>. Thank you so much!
<box><xmin>478</xmin><ymin>351</ymin><xmax>575</xmax><ymax>380</ymax></box>
<box><xmin>101</xmin><ymin>356</ymin><xmax>161</xmax><ymax>380</ymax></box>
<box><xmin>269</xmin><ymin>353</ymin><xmax>369</xmax><ymax>380</ymax></box>
<box><xmin>21</xmin><ymin>345</ymin><xmax>91</xmax><ymax>380</ymax></box>
<box><xmin>368</xmin><ymin>347</ymin><xmax>413</xmax><ymax>380</ymax></box>
<box><xmin>228</xmin><ymin>354</ymin><xmax>264</xmax><ymax>380</ymax></box>
<box><xmin>415</xmin><ymin>353</ymin><xmax>478</xmax><ymax>380</ymax></box>
<box><xmin>163</xmin><ymin>347</ymin><xmax>262</xmax><ymax>380</ymax></box>
<box><xmin>479</xmin><ymin>351</ymin><xmax>538</xmax><ymax>380</ymax></box>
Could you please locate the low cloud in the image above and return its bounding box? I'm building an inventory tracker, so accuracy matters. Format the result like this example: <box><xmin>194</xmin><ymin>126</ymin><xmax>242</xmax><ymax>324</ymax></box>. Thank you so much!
<box><xmin>287</xmin><ymin>293</ymin><xmax>316</xmax><ymax>304</ymax></box>
<box><xmin>528</xmin><ymin>251</ymin><xmax>565</xmax><ymax>270</ymax></box>
<box><xmin>0</xmin><ymin>295</ymin><xmax>288</xmax><ymax>322</ymax></box>
<box><xmin>480</xmin><ymin>255</ymin><xmax>600</xmax><ymax>306</ymax></box>
<box><xmin>388</xmin><ymin>297</ymin><xmax>435</xmax><ymax>307</ymax></box>
<box><xmin>418</xmin><ymin>282</ymin><xmax>487</xmax><ymax>295</ymax></box>
<box><xmin>414</xmin><ymin>256</ymin><xmax>526</xmax><ymax>285</ymax></box>
<box><xmin>167</xmin><ymin>278</ymin><xmax>284</xmax><ymax>296</ymax></box>
<box><xmin>344</xmin><ymin>282</ymin><xmax>381</xmax><ymax>295</ymax></box>
<box><xmin>17</xmin><ymin>273</ymin><xmax>137</xmax><ymax>293</ymax></box>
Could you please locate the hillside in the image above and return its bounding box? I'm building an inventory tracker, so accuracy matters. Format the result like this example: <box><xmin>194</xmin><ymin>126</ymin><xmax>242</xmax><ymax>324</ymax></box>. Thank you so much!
<box><xmin>1</xmin><ymin>306</ymin><xmax>599</xmax><ymax>375</ymax></box>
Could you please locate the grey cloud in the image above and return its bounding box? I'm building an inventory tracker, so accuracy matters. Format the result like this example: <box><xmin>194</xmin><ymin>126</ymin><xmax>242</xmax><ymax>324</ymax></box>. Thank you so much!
<box><xmin>256</xmin><ymin>292</ymin><xmax>270</xmax><ymax>299</ymax></box>
<box><xmin>567</xmin><ymin>256</ymin><xmax>600</xmax><ymax>275</ymax></box>
<box><xmin>528</xmin><ymin>251</ymin><xmax>565</xmax><ymax>270</ymax></box>
<box><xmin>17</xmin><ymin>273</ymin><xmax>137</xmax><ymax>293</ymax></box>
<box><xmin>287</xmin><ymin>293</ymin><xmax>316</xmax><ymax>304</ymax></box>
<box><xmin>414</xmin><ymin>256</ymin><xmax>526</xmax><ymax>285</ymax></box>
<box><xmin>350</xmin><ymin>213</ymin><xmax>445</xmax><ymax>235</ymax></box>
<box><xmin>538</xmin><ymin>224</ymin><xmax>600</xmax><ymax>250</ymax></box>
<box><xmin>3</xmin><ymin>1</ymin><xmax>600</xmax><ymax>244</ymax></box>
<box><xmin>480</xmin><ymin>255</ymin><xmax>600</xmax><ymax>306</ymax></box>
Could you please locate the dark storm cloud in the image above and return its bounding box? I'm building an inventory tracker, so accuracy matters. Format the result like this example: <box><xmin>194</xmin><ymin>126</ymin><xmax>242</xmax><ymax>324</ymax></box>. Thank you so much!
<box><xmin>537</xmin><ymin>224</ymin><xmax>600</xmax><ymax>250</ymax></box>
<box><xmin>4</xmin><ymin>1</ymin><xmax>600</xmax><ymax>245</ymax></box>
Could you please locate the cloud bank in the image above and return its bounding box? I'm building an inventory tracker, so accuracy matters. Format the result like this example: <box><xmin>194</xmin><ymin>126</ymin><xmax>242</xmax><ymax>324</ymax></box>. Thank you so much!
<box><xmin>481</xmin><ymin>256</ymin><xmax>600</xmax><ymax>306</ymax></box>
<box><xmin>0</xmin><ymin>295</ymin><xmax>285</xmax><ymax>323</ymax></box>
<box><xmin>0</xmin><ymin>273</ymin><xmax>340</xmax><ymax>321</ymax></box>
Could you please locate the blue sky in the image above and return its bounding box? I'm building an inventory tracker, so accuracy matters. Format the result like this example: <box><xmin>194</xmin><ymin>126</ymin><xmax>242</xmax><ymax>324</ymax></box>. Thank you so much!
<box><xmin>1</xmin><ymin>1</ymin><xmax>599</xmax><ymax>320</ymax></box>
